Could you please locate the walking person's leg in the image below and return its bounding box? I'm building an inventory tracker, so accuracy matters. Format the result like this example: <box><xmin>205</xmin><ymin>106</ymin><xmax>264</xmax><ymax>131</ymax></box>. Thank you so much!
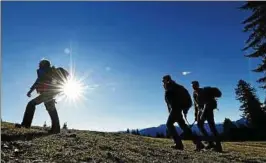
<box><xmin>197</xmin><ymin>109</ymin><xmax>216</xmax><ymax>149</ymax></box>
<box><xmin>178</xmin><ymin>112</ymin><xmax>205</xmax><ymax>151</ymax></box>
<box><xmin>45</xmin><ymin>99</ymin><xmax>60</xmax><ymax>134</ymax></box>
<box><xmin>197</xmin><ymin>110</ymin><xmax>209</xmax><ymax>137</ymax></box>
<box><xmin>166</xmin><ymin>110</ymin><xmax>183</xmax><ymax>150</ymax></box>
<box><xmin>206</xmin><ymin>109</ymin><xmax>222</xmax><ymax>152</ymax></box>
<box><xmin>20</xmin><ymin>94</ymin><xmax>46</xmax><ymax>128</ymax></box>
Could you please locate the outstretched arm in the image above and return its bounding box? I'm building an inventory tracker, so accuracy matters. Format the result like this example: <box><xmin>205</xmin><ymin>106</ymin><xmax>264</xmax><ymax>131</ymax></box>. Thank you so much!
<box><xmin>164</xmin><ymin>96</ymin><xmax>170</xmax><ymax>112</ymax></box>
<box><xmin>27</xmin><ymin>69</ymin><xmax>46</xmax><ymax>96</ymax></box>
<box><xmin>165</xmin><ymin>95</ymin><xmax>171</xmax><ymax>113</ymax></box>
<box><xmin>27</xmin><ymin>78</ymin><xmax>40</xmax><ymax>97</ymax></box>
<box><xmin>30</xmin><ymin>78</ymin><xmax>39</xmax><ymax>91</ymax></box>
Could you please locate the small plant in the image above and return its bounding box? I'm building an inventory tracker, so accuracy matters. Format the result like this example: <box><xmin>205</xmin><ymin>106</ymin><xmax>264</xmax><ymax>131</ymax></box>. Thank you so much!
<box><xmin>63</xmin><ymin>122</ymin><xmax>68</xmax><ymax>130</ymax></box>
<box><xmin>43</xmin><ymin>121</ymin><xmax>47</xmax><ymax>128</ymax></box>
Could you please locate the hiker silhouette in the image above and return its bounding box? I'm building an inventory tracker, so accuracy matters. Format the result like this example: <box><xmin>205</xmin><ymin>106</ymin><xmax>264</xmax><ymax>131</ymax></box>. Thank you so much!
<box><xmin>163</xmin><ymin>75</ymin><xmax>205</xmax><ymax>151</ymax></box>
<box><xmin>15</xmin><ymin>59</ymin><xmax>69</xmax><ymax>134</ymax></box>
<box><xmin>192</xmin><ymin>80</ymin><xmax>223</xmax><ymax>152</ymax></box>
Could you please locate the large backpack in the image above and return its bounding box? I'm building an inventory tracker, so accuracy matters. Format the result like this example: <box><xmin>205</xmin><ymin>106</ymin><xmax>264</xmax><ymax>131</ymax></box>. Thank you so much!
<box><xmin>36</xmin><ymin>66</ymin><xmax>69</xmax><ymax>94</ymax></box>
<box><xmin>171</xmin><ymin>82</ymin><xmax>193</xmax><ymax>109</ymax></box>
<box><xmin>203</xmin><ymin>86</ymin><xmax>222</xmax><ymax>99</ymax></box>
<box><xmin>180</xmin><ymin>85</ymin><xmax>193</xmax><ymax>109</ymax></box>
<box><xmin>52</xmin><ymin>67</ymin><xmax>69</xmax><ymax>85</ymax></box>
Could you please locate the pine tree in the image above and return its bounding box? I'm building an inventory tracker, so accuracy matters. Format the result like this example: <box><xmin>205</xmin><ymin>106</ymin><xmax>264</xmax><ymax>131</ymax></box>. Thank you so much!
<box><xmin>223</xmin><ymin>118</ymin><xmax>237</xmax><ymax>140</ymax></box>
<box><xmin>136</xmin><ymin>129</ymin><xmax>140</xmax><ymax>135</ymax></box>
<box><xmin>126</xmin><ymin>128</ymin><xmax>130</xmax><ymax>134</ymax></box>
<box><xmin>235</xmin><ymin>80</ymin><xmax>266</xmax><ymax>130</ymax></box>
<box><xmin>240</xmin><ymin>2</ymin><xmax>266</xmax><ymax>89</ymax></box>
<box><xmin>131</xmin><ymin>130</ymin><xmax>136</xmax><ymax>135</ymax></box>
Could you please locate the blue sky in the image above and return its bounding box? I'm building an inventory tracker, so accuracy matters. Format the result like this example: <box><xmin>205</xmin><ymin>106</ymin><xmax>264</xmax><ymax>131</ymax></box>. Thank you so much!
<box><xmin>2</xmin><ymin>1</ymin><xmax>265</xmax><ymax>132</ymax></box>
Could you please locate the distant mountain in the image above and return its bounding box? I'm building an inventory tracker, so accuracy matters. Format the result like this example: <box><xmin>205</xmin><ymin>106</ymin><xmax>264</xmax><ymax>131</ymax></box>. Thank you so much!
<box><xmin>139</xmin><ymin>124</ymin><xmax>182</xmax><ymax>137</ymax></box>
<box><xmin>234</xmin><ymin>118</ymin><xmax>248</xmax><ymax>127</ymax></box>
<box><xmin>138</xmin><ymin>118</ymin><xmax>248</xmax><ymax>137</ymax></box>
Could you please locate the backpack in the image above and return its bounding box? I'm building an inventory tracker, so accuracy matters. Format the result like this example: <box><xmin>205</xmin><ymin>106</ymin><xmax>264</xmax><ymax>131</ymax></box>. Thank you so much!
<box><xmin>171</xmin><ymin>82</ymin><xmax>193</xmax><ymax>109</ymax></box>
<box><xmin>52</xmin><ymin>67</ymin><xmax>69</xmax><ymax>85</ymax></box>
<box><xmin>203</xmin><ymin>87</ymin><xmax>222</xmax><ymax>98</ymax></box>
<box><xmin>179</xmin><ymin>85</ymin><xmax>193</xmax><ymax>110</ymax></box>
<box><xmin>36</xmin><ymin>66</ymin><xmax>69</xmax><ymax>93</ymax></box>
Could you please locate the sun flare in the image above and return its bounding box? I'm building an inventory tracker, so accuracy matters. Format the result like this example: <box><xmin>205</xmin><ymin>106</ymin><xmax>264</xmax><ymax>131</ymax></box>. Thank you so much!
<box><xmin>63</xmin><ymin>78</ymin><xmax>82</xmax><ymax>100</ymax></box>
<box><xmin>58</xmin><ymin>75</ymin><xmax>87</xmax><ymax>102</ymax></box>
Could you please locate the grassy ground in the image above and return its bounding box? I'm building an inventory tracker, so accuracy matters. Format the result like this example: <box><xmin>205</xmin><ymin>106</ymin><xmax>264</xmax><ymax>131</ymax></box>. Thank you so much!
<box><xmin>1</xmin><ymin>122</ymin><xmax>266</xmax><ymax>163</ymax></box>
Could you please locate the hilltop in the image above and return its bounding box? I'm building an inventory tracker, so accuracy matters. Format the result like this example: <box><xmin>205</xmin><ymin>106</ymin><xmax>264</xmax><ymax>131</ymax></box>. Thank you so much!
<box><xmin>1</xmin><ymin>122</ymin><xmax>266</xmax><ymax>163</ymax></box>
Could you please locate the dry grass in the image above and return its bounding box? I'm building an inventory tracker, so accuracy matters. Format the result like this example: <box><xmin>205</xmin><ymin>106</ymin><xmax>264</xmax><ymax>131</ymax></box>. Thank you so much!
<box><xmin>1</xmin><ymin>122</ymin><xmax>266</xmax><ymax>163</ymax></box>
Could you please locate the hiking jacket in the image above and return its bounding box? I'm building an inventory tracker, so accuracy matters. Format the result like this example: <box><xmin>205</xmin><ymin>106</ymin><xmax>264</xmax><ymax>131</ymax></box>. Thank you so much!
<box><xmin>193</xmin><ymin>88</ymin><xmax>217</xmax><ymax>117</ymax></box>
<box><xmin>164</xmin><ymin>81</ymin><xmax>191</xmax><ymax>111</ymax></box>
<box><xmin>30</xmin><ymin>67</ymin><xmax>56</xmax><ymax>94</ymax></box>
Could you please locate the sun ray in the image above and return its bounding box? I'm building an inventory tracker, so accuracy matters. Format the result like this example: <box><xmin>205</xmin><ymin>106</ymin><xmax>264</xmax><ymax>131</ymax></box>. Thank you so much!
<box><xmin>60</xmin><ymin>76</ymin><xmax>86</xmax><ymax>101</ymax></box>
<box><xmin>51</xmin><ymin>46</ymin><xmax>96</xmax><ymax>106</ymax></box>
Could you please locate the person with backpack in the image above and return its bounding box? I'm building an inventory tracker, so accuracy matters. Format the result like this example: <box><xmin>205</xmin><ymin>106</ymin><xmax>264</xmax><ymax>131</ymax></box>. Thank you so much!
<box><xmin>191</xmin><ymin>81</ymin><xmax>223</xmax><ymax>152</ymax></box>
<box><xmin>15</xmin><ymin>59</ymin><xmax>69</xmax><ymax>134</ymax></box>
<box><xmin>163</xmin><ymin>75</ymin><xmax>205</xmax><ymax>151</ymax></box>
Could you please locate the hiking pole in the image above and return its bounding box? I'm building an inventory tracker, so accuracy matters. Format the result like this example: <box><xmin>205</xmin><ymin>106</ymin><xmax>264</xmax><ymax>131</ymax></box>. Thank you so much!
<box><xmin>200</xmin><ymin>106</ymin><xmax>207</xmax><ymax>121</ymax></box>
<box><xmin>186</xmin><ymin>119</ymin><xmax>196</xmax><ymax>129</ymax></box>
<box><xmin>184</xmin><ymin>115</ymin><xmax>196</xmax><ymax>129</ymax></box>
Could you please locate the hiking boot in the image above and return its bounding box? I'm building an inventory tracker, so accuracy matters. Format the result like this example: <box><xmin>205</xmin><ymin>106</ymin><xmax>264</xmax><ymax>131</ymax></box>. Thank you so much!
<box><xmin>171</xmin><ymin>143</ymin><xmax>184</xmax><ymax>150</ymax></box>
<box><xmin>46</xmin><ymin>107</ymin><xmax>60</xmax><ymax>134</ymax></box>
<box><xmin>194</xmin><ymin>141</ymin><xmax>205</xmax><ymax>151</ymax></box>
<box><xmin>214</xmin><ymin>142</ymin><xmax>223</xmax><ymax>152</ymax></box>
<box><xmin>14</xmin><ymin>123</ymin><xmax>22</xmax><ymax>128</ymax></box>
<box><xmin>205</xmin><ymin>142</ymin><xmax>216</xmax><ymax>150</ymax></box>
<box><xmin>20</xmin><ymin>101</ymin><xmax>36</xmax><ymax>128</ymax></box>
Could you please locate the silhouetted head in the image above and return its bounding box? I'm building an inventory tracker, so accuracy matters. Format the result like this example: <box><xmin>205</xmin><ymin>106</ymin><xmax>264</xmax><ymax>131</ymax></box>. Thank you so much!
<box><xmin>162</xmin><ymin>75</ymin><xmax>172</xmax><ymax>91</ymax></box>
<box><xmin>39</xmin><ymin>59</ymin><xmax>51</xmax><ymax>69</ymax></box>
<box><xmin>191</xmin><ymin>81</ymin><xmax>200</xmax><ymax>90</ymax></box>
<box><xmin>162</xmin><ymin>75</ymin><xmax>172</xmax><ymax>84</ymax></box>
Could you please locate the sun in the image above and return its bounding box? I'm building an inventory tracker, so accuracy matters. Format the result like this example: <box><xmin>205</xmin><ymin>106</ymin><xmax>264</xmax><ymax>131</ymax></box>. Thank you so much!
<box><xmin>63</xmin><ymin>78</ymin><xmax>82</xmax><ymax>100</ymax></box>
<box><xmin>57</xmin><ymin>75</ymin><xmax>87</xmax><ymax>102</ymax></box>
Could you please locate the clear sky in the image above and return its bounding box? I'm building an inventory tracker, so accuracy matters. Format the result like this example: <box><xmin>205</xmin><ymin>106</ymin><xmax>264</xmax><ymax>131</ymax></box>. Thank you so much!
<box><xmin>2</xmin><ymin>1</ymin><xmax>265</xmax><ymax>132</ymax></box>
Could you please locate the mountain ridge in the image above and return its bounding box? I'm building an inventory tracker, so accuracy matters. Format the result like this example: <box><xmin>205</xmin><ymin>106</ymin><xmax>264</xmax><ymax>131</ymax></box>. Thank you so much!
<box><xmin>138</xmin><ymin>118</ymin><xmax>248</xmax><ymax>137</ymax></box>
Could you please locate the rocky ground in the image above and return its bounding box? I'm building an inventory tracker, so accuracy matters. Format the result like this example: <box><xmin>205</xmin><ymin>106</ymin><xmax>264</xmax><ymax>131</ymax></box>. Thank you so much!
<box><xmin>1</xmin><ymin>122</ymin><xmax>266</xmax><ymax>163</ymax></box>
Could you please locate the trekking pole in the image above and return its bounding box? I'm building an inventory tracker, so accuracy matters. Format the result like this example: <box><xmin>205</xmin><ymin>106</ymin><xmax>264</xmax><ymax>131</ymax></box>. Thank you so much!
<box><xmin>200</xmin><ymin>106</ymin><xmax>207</xmax><ymax>121</ymax></box>
<box><xmin>186</xmin><ymin>118</ymin><xmax>196</xmax><ymax>129</ymax></box>
<box><xmin>184</xmin><ymin>115</ymin><xmax>196</xmax><ymax>129</ymax></box>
